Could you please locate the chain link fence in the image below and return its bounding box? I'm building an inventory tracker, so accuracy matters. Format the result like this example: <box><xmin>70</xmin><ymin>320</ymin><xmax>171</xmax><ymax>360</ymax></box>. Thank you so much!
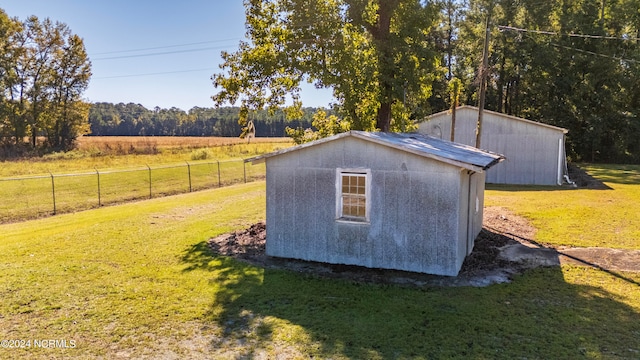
<box><xmin>0</xmin><ymin>159</ymin><xmax>264</xmax><ymax>223</ymax></box>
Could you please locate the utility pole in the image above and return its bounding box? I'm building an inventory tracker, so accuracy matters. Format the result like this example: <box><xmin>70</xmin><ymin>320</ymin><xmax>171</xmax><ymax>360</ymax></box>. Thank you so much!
<box><xmin>475</xmin><ymin>7</ymin><xmax>492</xmax><ymax>149</ymax></box>
<box><xmin>449</xmin><ymin>77</ymin><xmax>461</xmax><ymax>142</ymax></box>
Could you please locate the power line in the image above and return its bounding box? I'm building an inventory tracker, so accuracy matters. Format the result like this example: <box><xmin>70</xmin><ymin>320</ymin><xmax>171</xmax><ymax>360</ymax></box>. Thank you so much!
<box><xmin>549</xmin><ymin>42</ymin><xmax>637</xmax><ymax>63</ymax></box>
<box><xmin>509</xmin><ymin>27</ymin><xmax>639</xmax><ymax>64</ymax></box>
<box><xmin>92</xmin><ymin>38</ymin><xmax>241</xmax><ymax>56</ymax></box>
<box><xmin>92</xmin><ymin>45</ymin><xmax>232</xmax><ymax>60</ymax></box>
<box><xmin>93</xmin><ymin>68</ymin><xmax>216</xmax><ymax>79</ymax></box>
<box><xmin>498</xmin><ymin>25</ymin><xmax>640</xmax><ymax>42</ymax></box>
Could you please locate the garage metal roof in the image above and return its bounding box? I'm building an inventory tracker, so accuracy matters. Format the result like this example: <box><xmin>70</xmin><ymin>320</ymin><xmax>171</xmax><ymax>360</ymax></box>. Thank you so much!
<box><xmin>426</xmin><ymin>105</ymin><xmax>569</xmax><ymax>134</ymax></box>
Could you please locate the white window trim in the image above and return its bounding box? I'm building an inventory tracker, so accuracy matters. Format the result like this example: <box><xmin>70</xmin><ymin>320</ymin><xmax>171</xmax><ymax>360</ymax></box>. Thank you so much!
<box><xmin>336</xmin><ymin>168</ymin><xmax>371</xmax><ymax>223</ymax></box>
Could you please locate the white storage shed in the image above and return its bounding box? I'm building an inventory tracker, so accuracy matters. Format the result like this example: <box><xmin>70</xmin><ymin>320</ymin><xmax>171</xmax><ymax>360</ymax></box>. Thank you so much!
<box><xmin>249</xmin><ymin>131</ymin><xmax>504</xmax><ymax>276</ymax></box>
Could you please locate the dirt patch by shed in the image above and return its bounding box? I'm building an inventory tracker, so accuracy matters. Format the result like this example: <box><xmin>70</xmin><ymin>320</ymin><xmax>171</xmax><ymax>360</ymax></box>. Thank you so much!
<box><xmin>207</xmin><ymin>206</ymin><xmax>640</xmax><ymax>287</ymax></box>
<box><xmin>208</xmin><ymin>207</ymin><xmax>555</xmax><ymax>287</ymax></box>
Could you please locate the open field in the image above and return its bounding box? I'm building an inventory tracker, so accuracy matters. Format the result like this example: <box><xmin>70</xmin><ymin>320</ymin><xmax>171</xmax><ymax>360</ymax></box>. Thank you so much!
<box><xmin>0</xmin><ymin>138</ymin><xmax>290</xmax><ymax>223</ymax></box>
<box><xmin>76</xmin><ymin>135</ymin><xmax>292</xmax><ymax>151</ymax></box>
<box><xmin>0</xmin><ymin>159</ymin><xmax>264</xmax><ymax>223</ymax></box>
<box><xmin>0</xmin><ymin>137</ymin><xmax>292</xmax><ymax>178</ymax></box>
<box><xmin>0</xmin><ymin>166</ymin><xmax>639</xmax><ymax>358</ymax></box>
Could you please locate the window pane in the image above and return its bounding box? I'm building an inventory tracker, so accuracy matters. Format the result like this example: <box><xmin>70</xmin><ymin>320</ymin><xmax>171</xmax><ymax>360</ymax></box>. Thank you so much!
<box><xmin>357</xmin><ymin>197</ymin><xmax>365</xmax><ymax>217</ymax></box>
<box><xmin>342</xmin><ymin>194</ymin><xmax>366</xmax><ymax>218</ymax></box>
<box><xmin>340</xmin><ymin>172</ymin><xmax>367</xmax><ymax>220</ymax></box>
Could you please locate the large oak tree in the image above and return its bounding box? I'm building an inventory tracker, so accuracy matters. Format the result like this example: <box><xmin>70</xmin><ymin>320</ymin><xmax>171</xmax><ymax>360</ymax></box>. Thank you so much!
<box><xmin>212</xmin><ymin>0</ymin><xmax>443</xmax><ymax>137</ymax></box>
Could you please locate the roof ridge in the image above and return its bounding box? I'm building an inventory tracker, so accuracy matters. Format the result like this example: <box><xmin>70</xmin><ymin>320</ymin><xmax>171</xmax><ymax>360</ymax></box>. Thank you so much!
<box><xmin>248</xmin><ymin>131</ymin><xmax>504</xmax><ymax>172</ymax></box>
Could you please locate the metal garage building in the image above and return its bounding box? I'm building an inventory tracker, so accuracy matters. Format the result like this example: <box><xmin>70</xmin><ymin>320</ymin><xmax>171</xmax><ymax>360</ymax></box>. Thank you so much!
<box><xmin>419</xmin><ymin>106</ymin><xmax>569</xmax><ymax>185</ymax></box>
<box><xmin>249</xmin><ymin>131</ymin><xmax>503</xmax><ymax>276</ymax></box>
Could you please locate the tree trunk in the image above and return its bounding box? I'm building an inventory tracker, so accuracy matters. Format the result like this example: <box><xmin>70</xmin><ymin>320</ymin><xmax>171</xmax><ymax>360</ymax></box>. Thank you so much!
<box><xmin>370</xmin><ymin>0</ymin><xmax>399</xmax><ymax>132</ymax></box>
<box><xmin>376</xmin><ymin>101</ymin><xmax>392</xmax><ymax>132</ymax></box>
<box><xmin>446</xmin><ymin>0</ymin><xmax>455</xmax><ymax>80</ymax></box>
<box><xmin>31</xmin><ymin>123</ymin><xmax>37</xmax><ymax>148</ymax></box>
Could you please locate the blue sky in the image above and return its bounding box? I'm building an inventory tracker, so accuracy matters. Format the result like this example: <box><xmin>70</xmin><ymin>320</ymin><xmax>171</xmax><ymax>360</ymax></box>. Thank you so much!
<box><xmin>2</xmin><ymin>0</ymin><xmax>333</xmax><ymax>111</ymax></box>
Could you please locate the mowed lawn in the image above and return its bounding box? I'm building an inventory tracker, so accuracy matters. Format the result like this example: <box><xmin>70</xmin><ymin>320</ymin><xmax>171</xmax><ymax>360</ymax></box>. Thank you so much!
<box><xmin>0</xmin><ymin>166</ymin><xmax>639</xmax><ymax>359</ymax></box>
<box><xmin>486</xmin><ymin>163</ymin><xmax>640</xmax><ymax>250</ymax></box>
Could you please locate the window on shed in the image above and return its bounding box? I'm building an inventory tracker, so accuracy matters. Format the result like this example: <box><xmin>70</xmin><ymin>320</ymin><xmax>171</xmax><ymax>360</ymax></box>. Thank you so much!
<box><xmin>337</xmin><ymin>169</ymin><xmax>370</xmax><ymax>222</ymax></box>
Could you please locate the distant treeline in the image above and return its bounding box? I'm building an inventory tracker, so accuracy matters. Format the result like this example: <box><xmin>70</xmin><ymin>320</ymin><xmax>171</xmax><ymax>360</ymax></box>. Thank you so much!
<box><xmin>88</xmin><ymin>102</ymin><xmax>315</xmax><ymax>138</ymax></box>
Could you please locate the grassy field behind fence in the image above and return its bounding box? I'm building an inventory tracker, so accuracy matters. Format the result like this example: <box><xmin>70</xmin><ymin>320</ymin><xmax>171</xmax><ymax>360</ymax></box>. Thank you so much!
<box><xmin>0</xmin><ymin>160</ymin><xmax>265</xmax><ymax>223</ymax></box>
<box><xmin>0</xmin><ymin>137</ymin><xmax>291</xmax><ymax>178</ymax></box>
<box><xmin>0</xmin><ymin>137</ymin><xmax>287</xmax><ymax>223</ymax></box>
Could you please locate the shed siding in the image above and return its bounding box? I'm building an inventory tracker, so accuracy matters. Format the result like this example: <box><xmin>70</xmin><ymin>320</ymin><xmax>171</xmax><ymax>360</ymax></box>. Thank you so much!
<box><xmin>420</xmin><ymin>107</ymin><xmax>565</xmax><ymax>185</ymax></box>
<box><xmin>455</xmin><ymin>171</ymin><xmax>485</xmax><ymax>271</ymax></box>
<box><xmin>457</xmin><ymin>172</ymin><xmax>470</xmax><ymax>268</ymax></box>
<box><xmin>265</xmin><ymin>136</ymin><xmax>466</xmax><ymax>276</ymax></box>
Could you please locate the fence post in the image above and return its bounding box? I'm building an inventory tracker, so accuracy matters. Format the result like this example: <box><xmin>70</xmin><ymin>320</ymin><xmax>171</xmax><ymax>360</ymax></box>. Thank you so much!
<box><xmin>243</xmin><ymin>159</ymin><xmax>247</xmax><ymax>183</ymax></box>
<box><xmin>49</xmin><ymin>172</ymin><xmax>56</xmax><ymax>215</ymax></box>
<box><xmin>146</xmin><ymin>164</ymin><xmax>152</xmax><ymax>199</ymax></box>
<box><xmin>217</xmin><ymin>160</ymin><xmax>221</xmax><ymax>187</ymax></box>
<box><xmin>95</xmin><ymin>168</ymin><xmax>101</xmax><ymax>206</ymax></box>
<box><xmin>186</xmin><ymin>161</ymin><xmax>192</xmax><ymax>192</ymax></box>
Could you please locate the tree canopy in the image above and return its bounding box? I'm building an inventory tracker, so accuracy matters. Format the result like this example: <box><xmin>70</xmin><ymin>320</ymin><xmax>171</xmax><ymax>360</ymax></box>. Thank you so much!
<box><xmin>0</xmin><ymin>9</ymin><xmax>91</xmax><ymax>155</ymax></box>
<box><xmin>214</xmin><ymin>0</ymin><xmax>640</xmax><ymax>163</ymax></box>
<box><xmin>451</xmin><ymin>0</ymin><xmax>640</xmax><ymax>163</ymax></box>
<box><xmin>4</xmin><ymin>2</ymin><xmax>640</xmax><ymax>163</ymax></box>
<box><xmin>212</xmin><ymin>0</ymin><xmax>442</xmax><ymax>135</ymax></box>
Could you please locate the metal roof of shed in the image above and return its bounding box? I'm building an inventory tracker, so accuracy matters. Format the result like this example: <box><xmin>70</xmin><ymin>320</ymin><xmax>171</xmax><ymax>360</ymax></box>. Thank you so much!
<box><xmin>248</xmin><ymin>130</ymin><xmax>504</xmax><ymax>172</ymax></box>
<box><xmin>425</xmin><ymin>105</ymin><xmax>569</xmax><ymax>134</ymax></box>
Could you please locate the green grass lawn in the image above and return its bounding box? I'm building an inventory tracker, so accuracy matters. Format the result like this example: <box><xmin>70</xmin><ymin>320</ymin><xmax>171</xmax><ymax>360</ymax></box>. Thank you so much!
<box><xmin>0</xmin><ymin>182</ymin><xmax>266</xmax><ymax>359</ymax></box>
<box><xmin>1</xmin><ymin>176</ymin><xmax>639</xmax><ymax>358</ymax></box>
<box><xmin>486</xmin><ymin>163</ymin><xmax>640</xmax><ymax>250</ymax></box>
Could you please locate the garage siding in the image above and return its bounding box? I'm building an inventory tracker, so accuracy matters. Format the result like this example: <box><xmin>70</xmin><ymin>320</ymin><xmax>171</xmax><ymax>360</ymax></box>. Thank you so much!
<box><xmin>419</xmin><ymin>106</ymin><xmax>567</xmax><ymax>185</ymax></box>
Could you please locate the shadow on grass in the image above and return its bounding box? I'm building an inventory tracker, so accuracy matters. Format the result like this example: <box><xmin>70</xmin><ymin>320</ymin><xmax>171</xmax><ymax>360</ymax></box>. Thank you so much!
<box><xmin>180</xmin><ymin>241</ymin><xmax>216</xmax><ymax>272</ymax></box>
<box><xmin>578</xmin><ymin>163</ymin><xmax>640</xmax><ymax>186</ymax></box>
<box><xmin>485</xmin><ymin>184</ymin><xmax>581</xmax><ymax>192</ymax></box>
<box><xmin>486</xmin><ymin>225</ymin><xmax>640</xmax><ymax>288</ymax></box>
<box><xmin>559</xmin><ymin>251</ymin><xmax>640</xmax><ymax>287</ymax></box>
<box><xmin>486</xmin><ymin>163</ymin><xmax>624</xmax><ymax>191</ymax></box>
<box><xmin>181</xmin><ymin>241</ymin><xmax>640</xmax><ymax>359</ymax></box>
